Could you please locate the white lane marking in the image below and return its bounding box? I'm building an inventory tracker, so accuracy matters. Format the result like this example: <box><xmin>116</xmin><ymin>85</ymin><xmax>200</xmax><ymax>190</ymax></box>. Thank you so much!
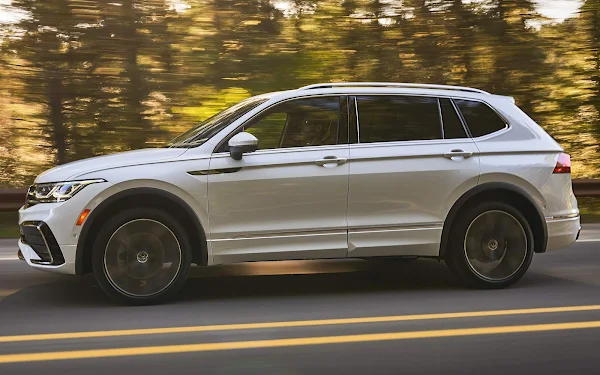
<box><xmin>0</xmin><ymin>256</ymin><xmax>19</xmax><ymax>261</ymax></box>
<box><xmin>576</xmin><ymin>239</ymin><xmax>600</xmax><ymax>243</ymax></box>
<box><xmin>0</xmin><ymin>289</ymin><xmax>20</xmax><ymax>298</ymax></box>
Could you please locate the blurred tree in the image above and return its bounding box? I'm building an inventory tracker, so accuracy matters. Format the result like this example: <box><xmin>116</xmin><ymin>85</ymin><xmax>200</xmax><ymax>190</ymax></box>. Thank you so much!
<box><xmin>446</xmin><ymin>0</ymin><xmax>478</xmax><ymax>85</ymax></box>
<box><xmin>1</xmin><ymin>0</ymin><xmax>600</xmax><ymax>185</ymax></box>
<box><xmin>89</xmin><ymin>0</ymin><xmax>176</xmax><ymax>150</ymax></box>
<box><xmin>580</xmin><ymin>0</ymin><xmax>600</xmax><ymax>134</ymax></box>
<box><xmin>6</xmin><ymin>0</ymin><xmax>99</xmax><ymax>165</ymax></box>
<box><xmin>485</xmin><ymin>0</ymin><xmax>548</xmax><ymax>115</ymax></box>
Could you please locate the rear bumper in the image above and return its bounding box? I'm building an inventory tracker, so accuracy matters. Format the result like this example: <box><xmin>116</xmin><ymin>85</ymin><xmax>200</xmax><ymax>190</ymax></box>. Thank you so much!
<box><xmin>545</xmin><ymin>215</ymin><xmax>580</xmax><ymax>252</ymax></box>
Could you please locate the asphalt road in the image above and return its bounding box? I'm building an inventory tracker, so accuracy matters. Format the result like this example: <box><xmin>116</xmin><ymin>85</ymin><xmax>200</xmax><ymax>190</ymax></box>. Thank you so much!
<box><xmin>0</xmin><ymin>226</ymin><xmax>599</xmax><ymax>374</ymax></box>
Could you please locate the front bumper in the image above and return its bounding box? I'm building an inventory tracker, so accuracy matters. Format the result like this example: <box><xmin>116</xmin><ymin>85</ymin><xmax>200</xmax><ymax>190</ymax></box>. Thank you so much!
<box><xmin>545</xmin><ymin>215</ymin><xmax>581</xmax><ymax>252</ymax></box>
<box><xmin>18</xmin><ymin>238</ymin><xmax>77</xmax><ymax>274</ymax></box>
<box><xmin>17</xmin><ymin>182</ymin><xmax>110</xmax><ymax>275</ymax></box>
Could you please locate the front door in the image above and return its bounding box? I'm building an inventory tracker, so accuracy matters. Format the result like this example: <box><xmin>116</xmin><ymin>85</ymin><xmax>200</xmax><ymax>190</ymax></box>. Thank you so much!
<box><xmin>347</xmin><ymin>95</ymin><xmax>480</xmax><ymax>258</ymax></box>
<box><xmin>207</xmin><ymin>96</ymin><xmax>350</xmax><ymax>264</ymax></box>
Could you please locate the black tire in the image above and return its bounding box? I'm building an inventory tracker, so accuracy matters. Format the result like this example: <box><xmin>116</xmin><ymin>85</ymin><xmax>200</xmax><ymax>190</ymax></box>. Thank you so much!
<box><xmin>445</xmin><ymin>201</ymin><xmax>534</xmax><ymax>289</ymax></box>
<box><xmin>92</xmin><ymin>207</ymin><xmax>192</xmax><ymax>305</ymax></box>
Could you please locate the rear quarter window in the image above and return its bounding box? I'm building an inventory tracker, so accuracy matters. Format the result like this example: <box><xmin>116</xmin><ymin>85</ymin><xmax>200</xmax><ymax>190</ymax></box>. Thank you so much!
<box><xmin>454</xmin><ymin>99</ymin><xmax>507</xmax><ymax>138</ymax></box>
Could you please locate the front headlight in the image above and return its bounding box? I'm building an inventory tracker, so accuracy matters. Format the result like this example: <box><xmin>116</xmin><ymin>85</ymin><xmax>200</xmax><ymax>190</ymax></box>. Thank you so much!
<box><xmin>28</xmin><ymin>179</ymin><xmax>106</xmax><ymax>204</ymax></box>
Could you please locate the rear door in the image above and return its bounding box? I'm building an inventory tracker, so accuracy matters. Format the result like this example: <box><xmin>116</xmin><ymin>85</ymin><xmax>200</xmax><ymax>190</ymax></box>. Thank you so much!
<box><xmin>207</xmin><ymin>96</ymin><xmax>350</xmax><ymax>264</ymax></box>
<box><xmin>347</xmin><ymin>95</ymin><xmax>480</xmax><ymax>258</ymax></box>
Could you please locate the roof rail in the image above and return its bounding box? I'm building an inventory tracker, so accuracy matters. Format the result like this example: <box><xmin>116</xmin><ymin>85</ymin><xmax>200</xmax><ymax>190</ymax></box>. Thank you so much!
<box><xmin>297</xmin><ymin>82</ymin><xmax>491</xmax><ymax>95</ymax></box>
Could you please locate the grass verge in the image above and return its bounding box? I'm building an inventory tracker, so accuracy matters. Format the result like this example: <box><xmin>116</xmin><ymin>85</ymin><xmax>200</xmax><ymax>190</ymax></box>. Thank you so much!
<box><xmin>578</xmin><ymin>197</ymin><xmax>600</xmax><ymax>224</ymax></box>
<box><xmin>0</xmin><ymin>212</ymin><xmax>18</xmax><ymax>238</ymax></box>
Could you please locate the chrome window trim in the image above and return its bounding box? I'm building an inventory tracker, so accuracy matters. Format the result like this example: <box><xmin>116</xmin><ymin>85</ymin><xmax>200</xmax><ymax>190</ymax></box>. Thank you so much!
<box><xmin>351</xmin><ymin>93</ymin><xmax>510</xmax><ymax>141</ymax></box>
<box><xmin>211</xmin><ymin>143</ymin><xmax>350</xmax><ymax>158</ymax></box>
<box><xmin>211</xmin><ymin>92</ymin><xmax>511</xmax><ymax>151</ymax></box>
<box><xmin>354</xmin><ymin>97</ymin><xmax>360</xmax><ymax>143</ymax></box>
<box><xmin>347</xmin><ymin>137</ymin><xmax>477</xmax><ymax>153</ymax></box>
<box><xmin>437</xmin><ymin>98</ymin><xmax>445</xmax><ymax>139</ymax></box>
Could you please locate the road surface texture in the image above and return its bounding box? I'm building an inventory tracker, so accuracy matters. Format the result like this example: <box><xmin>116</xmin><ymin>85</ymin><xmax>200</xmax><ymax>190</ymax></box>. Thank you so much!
<box><xmin>0</xmin><ymin>225</ymin><xmax>599</xmax><ymax>374</ymax></box>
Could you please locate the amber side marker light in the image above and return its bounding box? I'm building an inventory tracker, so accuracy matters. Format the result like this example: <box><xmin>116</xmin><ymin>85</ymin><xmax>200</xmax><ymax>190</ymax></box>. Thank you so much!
<box><xmin>76</xmin><ymin>209</ymin><xmax>91</xmax><ymax>226</ymax></box>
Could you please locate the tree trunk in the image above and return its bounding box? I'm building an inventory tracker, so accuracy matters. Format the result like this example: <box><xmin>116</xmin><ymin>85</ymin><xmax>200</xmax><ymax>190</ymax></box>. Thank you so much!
<box><xmin>122</xmin><ymin>0</ymin><xmax>148</xmax><ymax>149</ymax></box>
<box><xmin>492</xmin><ymin>0</ymin><xmax>509</xmax><ymax>93</ymax></box>
<box><xmin>452</xmin><ymin>0</ymin><xmax>474</xmax><ymax>83</ymax></box>
<box><xmin>46</xmin><ymin>72</ymin><xmax>67</xmax><ymax>165</ymax></box>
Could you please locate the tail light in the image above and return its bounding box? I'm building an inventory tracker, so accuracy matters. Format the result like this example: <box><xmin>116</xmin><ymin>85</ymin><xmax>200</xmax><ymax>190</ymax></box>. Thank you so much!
<box><xmin>553</xmin><ymin>153</ymin><xmax>571</xmax><ymax>174</ymax></box>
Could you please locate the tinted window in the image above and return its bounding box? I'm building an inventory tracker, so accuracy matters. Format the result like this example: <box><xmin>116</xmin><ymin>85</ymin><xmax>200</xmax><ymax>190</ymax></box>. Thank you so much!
<box><xmin>243</xmin><ymin>97</ymin><xmax>341</xmax><ymax>150</ymax></box>
<box><xmin>245</xmin><ymin>112</ymin><xmax>286</xmax><ymax>149</ymax></box>
<box><xmin>455</xmin><ymin>99</ymin><xmax>506</xmax><ymax>137</ymax></box>
<box><xmin>440</xmin><ymin>98</ymin><xmax>468</xmax><ymax>139</ymax></box>
<box><xmin>356</xmin><ymin>96</ymin><xmax>442</xmax><ymax>143</ymax></box>
<box><xmin>338</xmin><ymin>97</ymin><xmax>349</xmax><ymax>145</ymax></box>
<box><xmin>349</xmin><ymin>97</ymin><xmax>358</xmax><ymax>144</ymax></box>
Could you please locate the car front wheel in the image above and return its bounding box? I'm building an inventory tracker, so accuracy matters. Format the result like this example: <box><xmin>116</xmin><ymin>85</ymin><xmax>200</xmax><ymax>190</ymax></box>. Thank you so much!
<box><xmin>92</xmin><ymin>207</ymin><xmax>191</xmax><ymax>305</ymax></box>
<box><xmin>445</xmin><ymin>201</ymin><xmax>534</xmax><ymax>289</ymax></box>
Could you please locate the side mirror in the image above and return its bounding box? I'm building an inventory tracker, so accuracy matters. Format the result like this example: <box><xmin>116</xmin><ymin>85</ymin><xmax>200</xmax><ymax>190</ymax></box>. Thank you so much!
<box><xmin>228</xmin><ymin>132</ymin><xmax>258</xmax><ymax>160</ymax></box>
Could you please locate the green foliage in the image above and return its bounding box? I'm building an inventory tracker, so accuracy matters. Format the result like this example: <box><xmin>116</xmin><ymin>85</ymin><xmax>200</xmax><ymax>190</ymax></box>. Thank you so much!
<box><xmin>0</xmin><ymin>0</ymin><xmax>600</xmax><ymax>186</ymax></box>
<box><xmin>0</xmin><ymin>212</ymin><xmax>18</xmax><ymax>238</ymax></box>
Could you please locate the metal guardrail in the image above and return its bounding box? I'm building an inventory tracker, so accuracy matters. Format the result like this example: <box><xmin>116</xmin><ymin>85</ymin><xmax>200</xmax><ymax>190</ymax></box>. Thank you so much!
<box><xmin>572</xmin><ymin>179</ymin><xmax>600</xmax><ymax>198</ymax></box>
<box><xmin>0</xmin><ymin>180</ymin><xmax>599</xmax><ymax>213</ymax></box>
<box><xmin>0</xmin><ymin>188</ymin><xmax>27</xmax><ymax>212</ymax></box>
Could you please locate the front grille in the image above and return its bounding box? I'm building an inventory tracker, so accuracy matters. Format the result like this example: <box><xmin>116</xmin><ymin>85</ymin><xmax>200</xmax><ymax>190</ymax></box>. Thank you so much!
<box><xmin>20</xmin><ymin>221</ymin><xmax>65</xmax><ymax>265</ymax></box>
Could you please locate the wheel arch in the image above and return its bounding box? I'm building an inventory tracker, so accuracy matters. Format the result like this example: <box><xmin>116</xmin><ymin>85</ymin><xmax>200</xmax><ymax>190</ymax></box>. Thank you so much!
<box><xmin>439</xmin><ymin>182</ymin><xmax>548</xmax><ymax>257</ymax></box>
<box><xmin>75</xmin><ymin>187</ymin><xmax>208</xmax><ymax>275</ymax></box>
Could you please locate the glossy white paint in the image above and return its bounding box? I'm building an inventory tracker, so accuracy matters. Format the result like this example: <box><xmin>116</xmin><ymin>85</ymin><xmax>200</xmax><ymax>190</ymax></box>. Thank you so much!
<box><xmin>228</xmin><ymin>132</ymin><xmax>259</xmax><ymax>148</ymax></box>
<box><xmin>546</xmin><ymin>217</ymin><xmax>580</xmax><ymax>252</ymax></box>
<box><xmin>347</xmin><ymin>137</ymin><xmax>480</xmax><ymax>257</ymax></box>
<box><xmin>17</xmin><ymin>83</ymin><xmax>580</xmax><ymax>276</ymax></box>
<box><xmin>208</xmin><ymin>145</ymin><xmax>350</xmax><ymax>264</ymax></box>
<box><xmin>17</xmin><ymin>182</ymin><xmax>112</xmax><ymax>274</ymax></box>
<box><xmin>35</xmin><ymin>148</ymin><xmax>187</xmax><ymax>183</ymax></box>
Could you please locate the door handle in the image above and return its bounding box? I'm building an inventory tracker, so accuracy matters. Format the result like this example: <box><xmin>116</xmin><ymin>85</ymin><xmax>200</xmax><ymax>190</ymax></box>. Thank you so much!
<box><xmin>315</xmin><ymin>156</ymin><xmax>347</xmax><ymax>166</ymax></box>
<box><xmin>444</xmin><ymin>149</ymin><xmax>473</xmax><ymax>159</ymax></box>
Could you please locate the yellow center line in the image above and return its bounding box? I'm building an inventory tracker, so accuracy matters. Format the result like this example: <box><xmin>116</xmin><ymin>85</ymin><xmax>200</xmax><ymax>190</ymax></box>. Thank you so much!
<box><xmin>1</xmin><ymin>305</ymin><xmax>600</xmax><ymax>343</ymax></box>
<box><xmin>1</xmin><ymin>321</ymin><xmax>600</xmax><ymax>364</ymax></box>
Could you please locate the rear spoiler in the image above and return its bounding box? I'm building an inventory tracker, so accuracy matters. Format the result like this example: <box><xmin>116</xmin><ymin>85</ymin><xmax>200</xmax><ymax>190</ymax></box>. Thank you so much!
<box><xmin>496</xmin><ymin>95</ymin><xmax>516</xmax><ymax>104</ymax></box>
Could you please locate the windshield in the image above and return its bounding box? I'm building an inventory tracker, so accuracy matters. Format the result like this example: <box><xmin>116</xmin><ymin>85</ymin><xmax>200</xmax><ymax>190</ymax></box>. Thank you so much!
<box><xmin>166</xmin><ymin>97</ymin><xmax>269</xmax><ymax>148</ymax></box>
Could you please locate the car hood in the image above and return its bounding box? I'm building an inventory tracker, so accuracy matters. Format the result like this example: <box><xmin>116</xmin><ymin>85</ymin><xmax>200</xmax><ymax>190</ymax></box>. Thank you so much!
<box><xmin>35</xmin><ymin>148</ymin><xmax>188</xmax><ymax>183</ymax></box>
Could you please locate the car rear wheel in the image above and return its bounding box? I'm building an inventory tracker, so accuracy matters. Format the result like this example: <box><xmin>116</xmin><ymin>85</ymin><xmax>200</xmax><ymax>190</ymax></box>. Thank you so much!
<box><xmin>445</xmin><ymin>201</ymin><xmax>534</xmax><ymax>289</ymax></box>
<box><xmin>92</xmin><ymin>207</ymin><xmax>191</xmax><ymax>305</ymax></box>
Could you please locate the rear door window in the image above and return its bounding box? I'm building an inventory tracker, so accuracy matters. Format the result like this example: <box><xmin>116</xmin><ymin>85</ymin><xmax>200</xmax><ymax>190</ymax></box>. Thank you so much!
<box><xmin>355</xmin><ymin>96</ymin><xmax>442</xmax><ymax>143</ymax></box>
<box><xmin>454</xmin><ymin>99</ymin><xmax>506</xmax><ymax>137</ymax></box>
<box><xmin>440</xmin><ymin>98</ymin><xmax>468</xmax><ymax>139</ymax></box>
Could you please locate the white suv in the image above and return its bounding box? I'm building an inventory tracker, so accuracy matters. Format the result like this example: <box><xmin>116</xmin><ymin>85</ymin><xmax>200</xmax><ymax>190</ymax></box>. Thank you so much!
<box><xmin>18</xmin><ymin>82</ymin><xmax>580</xmax><ymax>304</ymax></box>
